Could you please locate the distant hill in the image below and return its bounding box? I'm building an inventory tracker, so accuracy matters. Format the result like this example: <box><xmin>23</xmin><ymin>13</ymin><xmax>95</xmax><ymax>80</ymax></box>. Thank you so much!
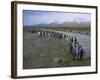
<box><xmin>24</xmin><ymin>21</ymin><xmax>90</xmax><ymax>28</ymax></box>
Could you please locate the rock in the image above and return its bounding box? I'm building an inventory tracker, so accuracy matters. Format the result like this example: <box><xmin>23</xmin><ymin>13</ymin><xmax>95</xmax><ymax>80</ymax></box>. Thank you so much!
<box><xmin>53</xmin><ymin>57</ymin><xmax>65</xmax><ymax>64</ymax></box>
<box><xmin>40</xmin><ymin>54</ymin><xmax>45</xmax><ymax>57</ymax></box>
<box><xmin>62</xmin><ymin>58</ymin><xmax>67</xmax><ymax>63</ymax></box>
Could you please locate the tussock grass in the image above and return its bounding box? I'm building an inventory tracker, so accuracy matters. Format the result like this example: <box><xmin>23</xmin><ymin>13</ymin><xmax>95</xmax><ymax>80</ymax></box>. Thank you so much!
<box><xmin>23</xmin><ymin>31</ymin><xmax>90</xmax><ymax>69</ymax></box>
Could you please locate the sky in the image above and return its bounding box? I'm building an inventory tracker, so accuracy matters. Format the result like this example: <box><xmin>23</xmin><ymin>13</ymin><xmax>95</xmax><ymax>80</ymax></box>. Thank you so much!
<box><xmin>23</xmin><ymin>10</ymin><xmax>91</xmax><ymax>26</ymax></box>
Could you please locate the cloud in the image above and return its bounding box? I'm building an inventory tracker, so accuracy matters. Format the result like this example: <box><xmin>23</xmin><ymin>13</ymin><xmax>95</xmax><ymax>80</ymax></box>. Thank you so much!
<box><xmin>23</xmin><ymin>10</ymin><xmax>91</xmax><ymax>26</ymax></box>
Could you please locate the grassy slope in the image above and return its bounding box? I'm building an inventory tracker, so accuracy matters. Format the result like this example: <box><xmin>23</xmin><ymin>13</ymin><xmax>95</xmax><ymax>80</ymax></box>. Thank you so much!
<box><xmin>23</xmin><ymin>31</ymin><xmax>90</xmax><ymax>69</ymax></box>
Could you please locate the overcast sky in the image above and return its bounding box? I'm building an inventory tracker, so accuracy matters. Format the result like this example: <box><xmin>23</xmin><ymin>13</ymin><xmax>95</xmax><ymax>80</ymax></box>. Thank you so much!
<box><xmin>23</xmin><ymin>10</ymin><xmax>91</xmax><ymax>26</ymax></box>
